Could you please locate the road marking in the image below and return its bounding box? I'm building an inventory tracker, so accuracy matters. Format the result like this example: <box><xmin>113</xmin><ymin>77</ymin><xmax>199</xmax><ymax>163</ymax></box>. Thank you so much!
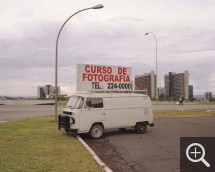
<box><xmin>0</xmin><ymin>121</ymin><xmax>7</xmax><ymax>123</ymax></box>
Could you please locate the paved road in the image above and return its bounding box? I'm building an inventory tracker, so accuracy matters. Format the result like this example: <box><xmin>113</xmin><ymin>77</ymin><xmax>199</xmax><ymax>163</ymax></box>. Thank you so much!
<box><xmin>81</xmin><ymin>116</ymin><xmax>215</xmax><ymax>172</ymax></box>
<box><xmin>1</xmin><ymin>104</ymin><xmax>214</xmax><ymax>121</ymax></box>
<box><xmin>152</xmin><ymin>104</ymin><xmax>215</xmax><ymax>110</ymax></box>
<box><xmin>0</xmin><ymin>105</ymin><xmax>63</xmax><ymax>121</ymax></box>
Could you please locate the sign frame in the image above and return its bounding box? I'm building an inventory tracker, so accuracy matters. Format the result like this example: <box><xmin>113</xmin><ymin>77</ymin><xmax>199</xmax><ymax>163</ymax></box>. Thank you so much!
<box><xmin>76</xmin><ymin>63</ymin><xmax>132</xmax><ymax>91</ymax></box>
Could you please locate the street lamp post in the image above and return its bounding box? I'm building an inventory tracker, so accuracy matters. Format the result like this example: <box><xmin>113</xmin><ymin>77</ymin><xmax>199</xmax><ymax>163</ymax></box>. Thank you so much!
<box><xmin>55</xmin><ymin>4</ymin><xmax>104</xmax><ymax>122</ymax></box>
<box><xmin>145</xmin><ymin>32</ymin><xmax>158</xmax><ymax>110</ymax></box>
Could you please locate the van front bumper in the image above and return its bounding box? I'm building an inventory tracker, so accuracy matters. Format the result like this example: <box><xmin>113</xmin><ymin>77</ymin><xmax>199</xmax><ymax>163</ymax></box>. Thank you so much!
<box><xmin>58</xmin><ymin>114</ymin><xmax>78</xmax><ymax>133</ymax></box>
<box><xmin>61</xmin><ymin>128</ymin><xmax>78</xmax><ymax>132</ymax></box>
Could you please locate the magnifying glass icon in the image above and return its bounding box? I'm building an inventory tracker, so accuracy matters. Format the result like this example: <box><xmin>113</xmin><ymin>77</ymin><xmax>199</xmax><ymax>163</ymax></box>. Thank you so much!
<box><xmin>186</xmin><ymin>143</ymin><xmax>210</xmax><ymax>167</ymax></box>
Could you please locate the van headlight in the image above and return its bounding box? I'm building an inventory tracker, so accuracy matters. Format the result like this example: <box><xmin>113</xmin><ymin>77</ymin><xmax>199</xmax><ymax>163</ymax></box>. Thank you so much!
<box><xmin>71</xmin><ymin>117</ymin><xmax>75</xmax><ymax>124</ymax></box>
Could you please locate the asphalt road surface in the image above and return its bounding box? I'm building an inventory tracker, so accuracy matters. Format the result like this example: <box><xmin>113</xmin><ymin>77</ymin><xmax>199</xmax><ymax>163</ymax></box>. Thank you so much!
<box><xmin>81</xmin><ymin>116</ymin><xmax>215</xmax><ymax>172</ymax></box>
<box><xmin>0</xmin><ymin>105</ymin><xmax>63</xmax><ymax>121</ymax></box>
<box><xmin>152</xmin><ymin>104</ymin><xmax>215</xmax><ymax>110</ymax></box>
<box><xmin>0</xmin><ymin>104</ymin><xmax>215</xmax><ymax>121</ymax></box>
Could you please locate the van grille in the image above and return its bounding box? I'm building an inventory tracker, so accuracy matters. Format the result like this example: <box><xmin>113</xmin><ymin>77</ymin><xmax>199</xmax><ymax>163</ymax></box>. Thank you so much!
<box><xmin>144</xmin><ymin>108</ymin><xmax>149</xmax><ymax>116</ymax></box>
<box><xmin>63</xmin><ymin>111</ymin><xmax>72</xmax><ymax>115</ymax></box>
<box><xmin>58</xmin><ymin>115</ymin><xmax>70</xmax><ymax>131</ymax></box>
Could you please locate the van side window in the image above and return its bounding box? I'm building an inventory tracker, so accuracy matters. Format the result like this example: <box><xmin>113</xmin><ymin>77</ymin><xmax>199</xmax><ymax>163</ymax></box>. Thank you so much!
<box><xmin>90</xmin><ymin>98</ymin><xmax>103</xmax><ymax>108</ymax></box>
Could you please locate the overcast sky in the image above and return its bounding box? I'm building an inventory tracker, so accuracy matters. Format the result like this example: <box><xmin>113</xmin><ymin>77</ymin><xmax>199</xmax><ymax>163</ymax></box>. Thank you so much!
<box><xmin>0</xmin><ymin>0</ymin><xmax>215</xmax><ymax>97</ymax></box>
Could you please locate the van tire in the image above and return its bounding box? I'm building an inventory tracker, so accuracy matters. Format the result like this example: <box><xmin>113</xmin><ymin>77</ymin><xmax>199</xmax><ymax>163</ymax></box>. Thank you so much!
<box><xmin>89</xmin><ymin>124</ymin><xmax>103</xmax><ymax>139</ymax></box>
<box><xmin>135</xmin><ymin>122</ymin><xmax>147</xmax><ymax>134</ymax></box>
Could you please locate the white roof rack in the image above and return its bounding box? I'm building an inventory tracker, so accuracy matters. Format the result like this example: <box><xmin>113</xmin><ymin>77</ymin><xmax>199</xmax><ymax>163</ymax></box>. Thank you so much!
<box><xmin>76</xmin><ymin>89</ymin><xmax>147</xmax><ymax>94</ymax></box>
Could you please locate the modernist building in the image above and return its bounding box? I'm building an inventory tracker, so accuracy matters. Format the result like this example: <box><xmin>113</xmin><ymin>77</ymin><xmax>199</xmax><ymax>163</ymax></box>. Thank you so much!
<box><xmin>189</xmin><ymin>85</ymin><xmax>193</xmax><ymax>99</ymax></box>
<box><xmin>204</xmin><ymin>92</ymin><xmax>212</xmax><ymax>101</ymax></box>
<box><xmin>134</xmin><ymin>71</ymin><xmax>156</xmax><ymax>99</ymax></box>
<box><xmin>37</xmin><ymin>85</ymin><xmax>61</xmax><ymax>98</ymax></box>
<box><xmin>164</xmin><ymin>70</ymin><xmax>189</xmax><ymax>100</ymax></box>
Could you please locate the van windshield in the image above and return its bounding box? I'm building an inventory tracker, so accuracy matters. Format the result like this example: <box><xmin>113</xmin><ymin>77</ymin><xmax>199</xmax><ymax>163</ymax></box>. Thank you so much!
<box><xmin>66</xmin><ymin>96</ymin><xmax>84</xmax><ymax>109</ymax></box>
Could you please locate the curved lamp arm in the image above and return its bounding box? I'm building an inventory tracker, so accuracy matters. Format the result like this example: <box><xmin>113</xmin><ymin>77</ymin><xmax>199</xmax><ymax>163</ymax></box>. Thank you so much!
<box><xmin>55</xmin><ymin>4</ymin><xmax>103</xmax><ymax>121</ymax></box>
<box><xmin>145</xmin><ymin>32</ymin><xmax>158</xmax><ymax>110</ymax></box>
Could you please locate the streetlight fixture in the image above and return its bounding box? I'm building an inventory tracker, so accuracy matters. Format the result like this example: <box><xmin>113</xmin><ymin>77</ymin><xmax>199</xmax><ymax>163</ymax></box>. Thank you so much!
<box><xmin>145</xmin><ymin>32</ymin><xmax>158</xmax><ymax>110</ymax></box>
<box><xmin>55</xmin><ymin>4</ymin><xmax>104</xmax><ymax>122</ymax></box>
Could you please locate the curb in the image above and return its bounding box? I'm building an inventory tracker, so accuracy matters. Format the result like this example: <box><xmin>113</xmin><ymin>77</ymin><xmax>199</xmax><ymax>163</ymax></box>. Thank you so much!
<box><xmin>75</xmin><ymin>134</ymin><xmax>113</xmax><ymax>172</ymax></box>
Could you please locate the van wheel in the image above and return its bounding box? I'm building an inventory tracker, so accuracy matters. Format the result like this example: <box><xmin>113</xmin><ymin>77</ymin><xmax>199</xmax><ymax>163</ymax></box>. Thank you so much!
<box><xmin>89</xmin><ymin>124</ymin><xmax>103</xmax><ymax>139</ymax></box>
<box><xmin>135</xmin><ymin>122</ymin><xmax>147</xmax><ymax>134</ymax></box>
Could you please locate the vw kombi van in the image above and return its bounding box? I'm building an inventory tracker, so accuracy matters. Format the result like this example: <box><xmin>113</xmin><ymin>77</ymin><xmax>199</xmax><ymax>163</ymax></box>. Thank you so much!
<box><xmin>58</xmin><ymin>93</ymin><xmax>154</xmax><ymax>138</ymax></box>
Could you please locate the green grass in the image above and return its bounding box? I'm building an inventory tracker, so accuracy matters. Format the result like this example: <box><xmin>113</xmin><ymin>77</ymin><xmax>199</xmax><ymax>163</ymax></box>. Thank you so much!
<box><xmin>193</xmin><ymin>101</ymin><xmax>215</xmax><ymax>105</ymax></box>
<box><xmin>153</xmin><ymin>109</ymin><xmax>215</xmax><ymax>117</ymax></box>
<box><xmin>57</xmin><ymin>101</ymin><xmax>67</xmax><ymax>106</ymax></box>
<box><xmin>0</xmin><ymin>116</ymin><xmax>103</xmax><ymax>172</ymax></box>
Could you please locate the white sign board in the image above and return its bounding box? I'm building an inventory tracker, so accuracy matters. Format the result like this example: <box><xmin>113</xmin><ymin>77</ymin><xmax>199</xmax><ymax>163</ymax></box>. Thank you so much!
<box><xmin>76</xmin><ymin>63</ymin><xmax>131</xmax><ymax>91</ymax></box>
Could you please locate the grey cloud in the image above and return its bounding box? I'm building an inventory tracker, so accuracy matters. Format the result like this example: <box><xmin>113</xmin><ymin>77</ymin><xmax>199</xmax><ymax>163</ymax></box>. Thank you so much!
<box><xmin>1</xmin><ymin>0</ymin><xmax>215</xmax><ymax>96</ymax></box>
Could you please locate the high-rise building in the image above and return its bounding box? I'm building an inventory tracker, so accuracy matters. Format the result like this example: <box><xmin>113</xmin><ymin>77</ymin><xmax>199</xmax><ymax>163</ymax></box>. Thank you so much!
<box><xmin>204</xmin><ymin>92</ymin><xmax>212</xmax><ymax>101</ymax></box>
<box><xmin>37</xmin><ymin>85</ymin><xmax>61</xmax><ymax>98</ymax></box>
<box><xmin>189</xmin><ymin>85</ymin><xmax>193</xmax><ymax>99</ymax></box>
<box><xmin>158</xmin><ymin>87</ymin><xmax>165</xmax><ymax>96</ymax></box>
<box><xmin>164</xmin><ymin>70</ymin><xmax>189</xmax><ymax>100</ymax></box>
<box><xmin>134</xmin><ymin>71</ymin><xmax>156</xmax><ymax>99</ymax></box>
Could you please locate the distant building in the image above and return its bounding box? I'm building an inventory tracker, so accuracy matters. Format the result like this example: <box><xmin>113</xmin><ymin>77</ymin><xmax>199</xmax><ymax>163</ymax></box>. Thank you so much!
<box><xmin>0</xmin><ymin>96</ymin><xmax>6</xmax><ymax>100</ymax></box>
<box><xmin>134</xmin><ymin>71</ymin><xmax>156</xmax><ymax>99</ymax></box>
<box><xmin>158</xmin><ymin>87</ymin><xmax>165</xmax><ymax>96</ymax></box>
<box><xmin>189</xmin><ymin>85</ymin><xmax>193</xmax><ymax>99</ymax></box>
<box><xmin>204</xmin><ymin>92</ymin><xmax>212</xmax><ymax>101</ymax></box>
<box><xmin>37</xmin><ymin>85</ymin><xmax>60</xmax><ymax>98</ymax></box>
<box><xmin>164</xmin><ymin>70</ymin><xmax>189</xmax><ymax>100</ymax></box>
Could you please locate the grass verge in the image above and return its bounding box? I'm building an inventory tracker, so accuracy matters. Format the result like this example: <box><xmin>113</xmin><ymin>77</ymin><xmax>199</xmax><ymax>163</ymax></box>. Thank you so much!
<box><xmin>57</xmin><ymin>101</ymin><xmax>67</xmax><ymax>106</ymax></box>
<box><xmin>0</xmin><ymin>116</ymin><xmax>103</xmax><ymax>172</ymax></box>
<box><xmin>153</xmin><ymin>109</ymin><xmax>215</xmax><ymax>117</ymax></box>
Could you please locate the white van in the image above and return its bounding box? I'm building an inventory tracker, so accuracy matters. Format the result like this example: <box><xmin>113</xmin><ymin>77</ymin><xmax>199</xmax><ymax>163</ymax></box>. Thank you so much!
<box><xmin>58</xmin><ymin>93</ymin><xmax>154</xmax><ymax>139</ymax></box>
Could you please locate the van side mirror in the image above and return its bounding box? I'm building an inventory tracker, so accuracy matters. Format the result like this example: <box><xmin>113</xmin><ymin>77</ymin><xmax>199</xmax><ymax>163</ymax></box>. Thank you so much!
<box><xmin>86</xmin><ymin>99</ymin><xmax>91</xmax><ymax>107</ymax></box>
<box><xmin>89</xmin><ymin>100</ymin><xmax>91</xmax><ymax>107</ymax></box>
